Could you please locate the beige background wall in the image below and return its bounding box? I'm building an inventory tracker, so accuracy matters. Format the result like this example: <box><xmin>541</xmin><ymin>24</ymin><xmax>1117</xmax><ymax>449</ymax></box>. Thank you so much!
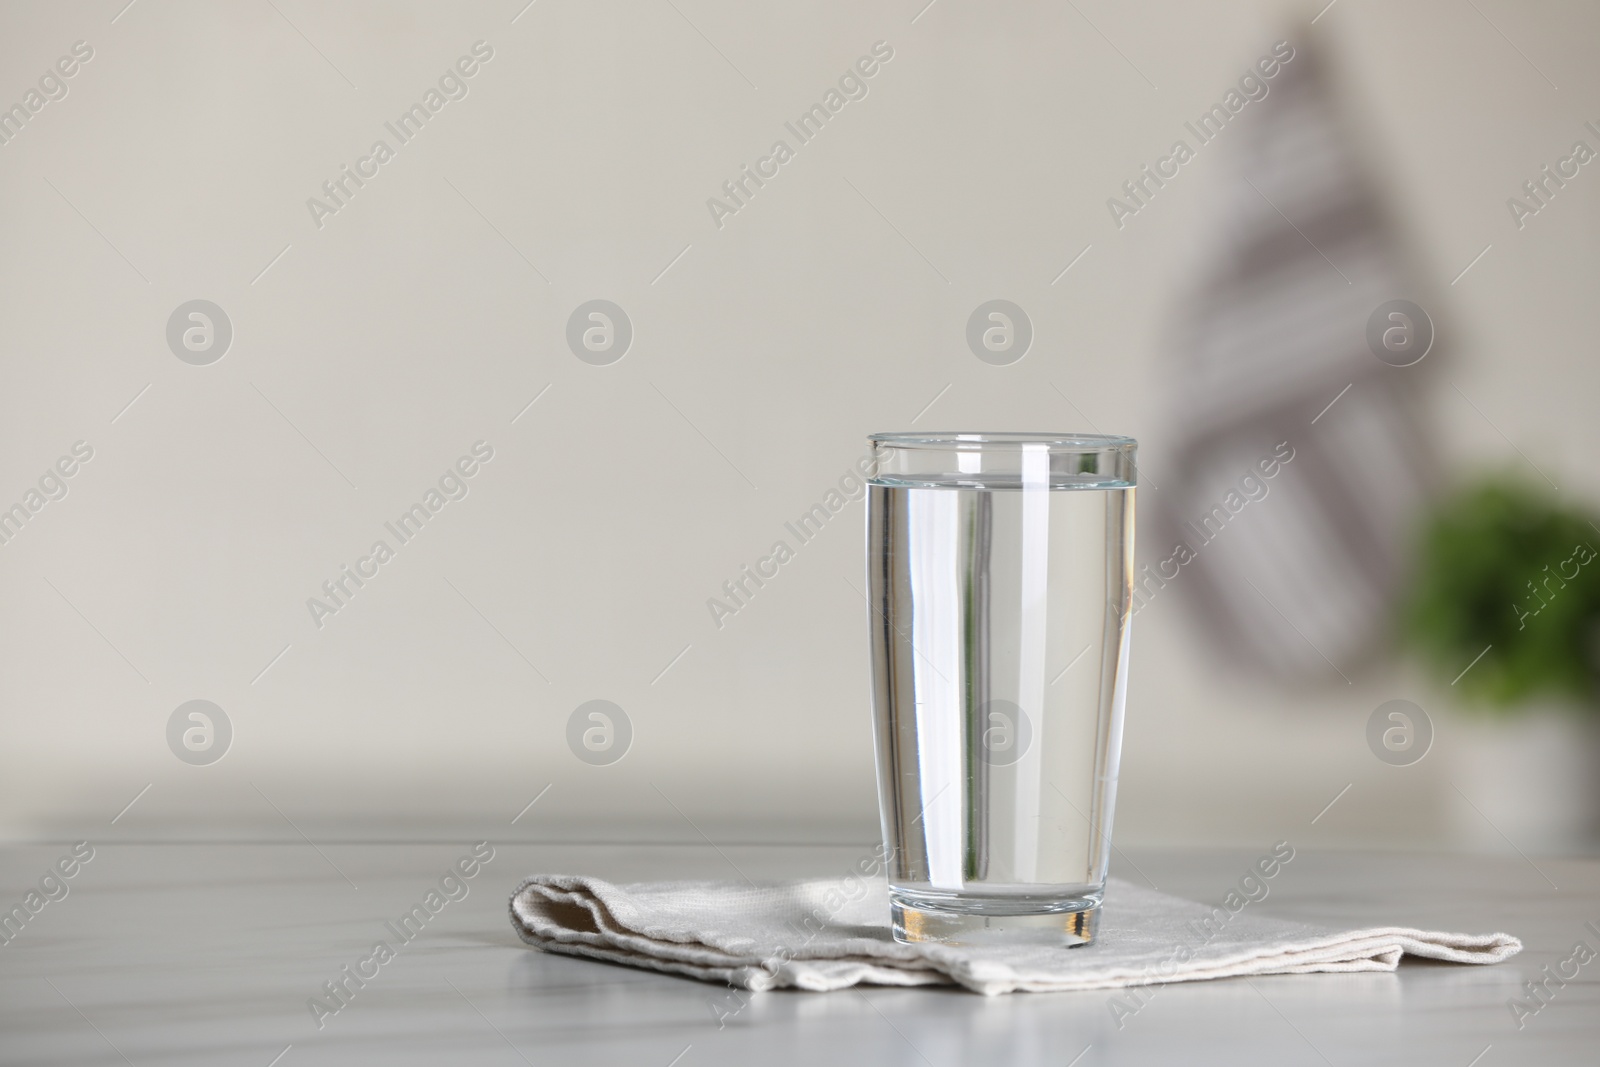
<box><xmin>1</xmin><ymin>0</ymin><xmax>1596</xmax><ymax>846</ymax></box>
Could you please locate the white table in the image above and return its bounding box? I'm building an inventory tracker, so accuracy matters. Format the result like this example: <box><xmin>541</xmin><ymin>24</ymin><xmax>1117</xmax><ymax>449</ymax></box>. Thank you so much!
<box><xmin>1</xmin><ymin>838</ymin><xmax>1594</xmax><ymax>1065</ymax></box>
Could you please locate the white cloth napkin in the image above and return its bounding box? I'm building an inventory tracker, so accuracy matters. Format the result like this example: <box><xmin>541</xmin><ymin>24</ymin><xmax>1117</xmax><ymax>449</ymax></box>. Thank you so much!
<box><xmin>509</xmin><ymin>875</ymin><xmax>1521</xmax><ymax>995</ymax></box>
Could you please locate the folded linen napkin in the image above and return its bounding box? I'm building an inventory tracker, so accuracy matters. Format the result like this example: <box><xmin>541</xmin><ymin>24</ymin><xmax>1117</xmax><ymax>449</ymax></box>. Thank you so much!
<box><xmin>509</xmin><ymin>875</ymin><xmax>1520</xmax><ymax>995</ymax></box>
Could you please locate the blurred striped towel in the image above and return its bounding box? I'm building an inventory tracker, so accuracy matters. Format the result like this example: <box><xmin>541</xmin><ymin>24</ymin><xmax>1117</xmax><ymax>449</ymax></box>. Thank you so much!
<box><xmin>1157</xmin><ymin>36</ymin><xmax>1439</xmax><ymax>679</ymax></box>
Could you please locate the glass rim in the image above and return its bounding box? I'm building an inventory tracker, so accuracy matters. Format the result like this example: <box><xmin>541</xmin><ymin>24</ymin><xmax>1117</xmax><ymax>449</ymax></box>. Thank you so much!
<box><xmin>868</xmin><ymin>431</ymin><xmax>1136</xmax><ymax>452</ymax></box>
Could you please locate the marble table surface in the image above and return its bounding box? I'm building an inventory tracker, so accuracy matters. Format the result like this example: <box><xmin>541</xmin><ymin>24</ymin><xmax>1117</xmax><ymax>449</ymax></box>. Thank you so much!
<box><xmin>1</xmin><ymin>837</ymin><xmax>1595</xmax><ymax>1065</ymax></box>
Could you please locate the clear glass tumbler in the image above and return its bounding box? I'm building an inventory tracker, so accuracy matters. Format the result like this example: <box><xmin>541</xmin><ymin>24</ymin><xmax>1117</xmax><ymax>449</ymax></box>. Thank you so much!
<box><xmin>866</xmin><ymin>432</ymin><xmax>1135</xmax><ymax>946</ymax></box>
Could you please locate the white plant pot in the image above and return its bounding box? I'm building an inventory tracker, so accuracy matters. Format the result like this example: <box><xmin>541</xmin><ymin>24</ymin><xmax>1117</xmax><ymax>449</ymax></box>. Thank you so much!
<box><xmin>1446</xmin><ymin>707</ymin><xmax>1600</xmax><ymax>854</ymax></box>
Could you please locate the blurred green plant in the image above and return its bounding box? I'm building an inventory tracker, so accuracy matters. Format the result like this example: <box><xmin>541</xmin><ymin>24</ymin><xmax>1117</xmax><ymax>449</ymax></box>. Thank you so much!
<box><xmin>1404</xmin><ymin>475</ymin><xmax>1600</xmax><ymax>713</ymax></box>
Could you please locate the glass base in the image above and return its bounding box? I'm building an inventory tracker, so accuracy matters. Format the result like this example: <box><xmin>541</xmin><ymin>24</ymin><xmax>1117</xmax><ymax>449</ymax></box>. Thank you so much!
<box><xmin>889</xmin><ymin>896</ymin><xmax>1100</xmax><ymax>947</ymax></box>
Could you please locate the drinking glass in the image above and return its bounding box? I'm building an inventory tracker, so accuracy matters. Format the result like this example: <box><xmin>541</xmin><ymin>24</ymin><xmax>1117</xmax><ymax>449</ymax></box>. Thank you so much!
<box><xmin>866</xmin><ymin>432</ymin><xmax>1136</xmax><ymax>946</ymax></box>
